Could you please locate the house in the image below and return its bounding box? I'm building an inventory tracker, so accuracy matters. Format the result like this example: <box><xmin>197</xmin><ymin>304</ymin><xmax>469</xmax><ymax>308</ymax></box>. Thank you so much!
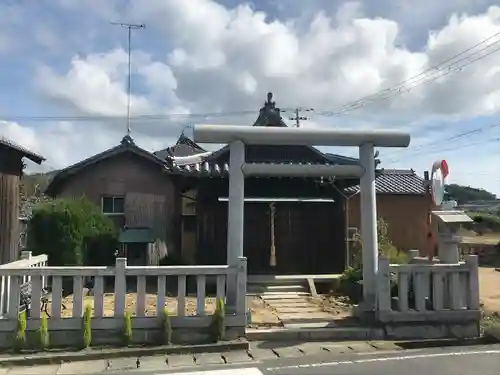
<box><xmin>45</xmin><ymin>94</ymin><xmax>432</xmax><ymax>271</ymax></box>
<box><xmin>0</xmin><ymin>137</ymin><xmax>45</xmax><ymax>264</ymax></box>
<box><xmin>45</xmin><ymin>135</ymin><xmax>181</xmax><ymax>266</ymax></box>
<box><xmin>346</xmin><ymin>169</ymin><xmax>432</xmax><ymax>254</ymax></box>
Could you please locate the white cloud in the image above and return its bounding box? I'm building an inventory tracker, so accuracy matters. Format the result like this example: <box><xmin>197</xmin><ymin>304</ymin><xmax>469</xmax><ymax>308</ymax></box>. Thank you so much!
<box><xmin>3</xmin><ymin>0</ymin><xmax>499</xmax><ymax>194</ymax></box>
<box><xmin>1</xmin><ymin>120</ymin><xmax>177</xmax><ymax>172</ymax></box>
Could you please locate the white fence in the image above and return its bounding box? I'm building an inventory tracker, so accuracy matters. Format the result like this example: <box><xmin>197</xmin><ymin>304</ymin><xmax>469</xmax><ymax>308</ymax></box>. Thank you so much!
<box><xmin>376</xmin><ymin>255</ymin><xmax>481</xmax><ymax>323</ymax></box>
<box><xmin>0</xmin><ymin>253</ymin><xmax>247</xmax><ymax>334</ymax></box>
<box><xmin>0</xmin><ymin>251</ymin><xmax>48</xmax><ymax>317</ymax></box>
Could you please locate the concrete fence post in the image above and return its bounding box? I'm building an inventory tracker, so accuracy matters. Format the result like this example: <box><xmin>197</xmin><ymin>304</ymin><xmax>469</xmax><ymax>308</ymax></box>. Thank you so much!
<box><xmin>408</xmin><ymin>249</ymin><xmax>419</xmax><ymax>261</ymax></box>
<box><xmin>465</xmin><ymin>255</ymin><xmax>480</xmax><ymax>310</ymax></box>
<box><xmin>376</xmin><ymin>256</ymin><xmax>391</xmax><ymax>316</ymax></box>
<box><xmin>7</xmin><ymin>276</ymin><xmax>20</xmax><ymax>319</ymax></box>
<box><xmin>20</xmin><ymin>251</ymin><xmax>32</xmax><ymax>285</ymax></box>
<box><xmin>114</xmin><ymin>257</ymin><xmax>127</xmax><ymax>317</ymax></box>
<box><xmin>20</xmin><ymin>251</ymin><xmax>32</xmax><ymax>260</ymax></box>
<box><xmin>236</xmin><ymin>256</ymin><xmax>247</xmax><ymax>320</ymax></box>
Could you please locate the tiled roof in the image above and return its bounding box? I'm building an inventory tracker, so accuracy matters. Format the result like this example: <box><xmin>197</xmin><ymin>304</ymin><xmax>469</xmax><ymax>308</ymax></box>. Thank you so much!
<box><xmin>168</xmin><ymin>157</ymin><xmax>361</xmax><ymax>177</ymax></box>
<box><xmin>169</xmin><ymin>161</ymin><xmax>356</xmax><ymax>177</ymax></box>
<box><xmin>0</xmin><ymin>137</ymin><xmax>45</xmax><ymax>164</ymax></box>
<box><xmin>344</xmin><ymin>169</ymin><xmax>426</xmax><ymax>195</ymax></box>
<box><xmin>154</xmin><ymin>133</ymin><xmax>206</xmax><ymax>159</ymax></box>
<box><xmin>168</xmin><ymin>163</ymin><xmax>425</xmax><ymax>195</ymax></box>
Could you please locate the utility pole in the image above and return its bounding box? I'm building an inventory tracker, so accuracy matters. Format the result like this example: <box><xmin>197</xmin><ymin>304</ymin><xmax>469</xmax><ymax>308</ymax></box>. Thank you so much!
<box><xmin>111</xmin><ymin>22</ymin><xmax>145</xmax><ymax>137</ymax></box>
<box><xmin>286</xmin><ymin>107</ymin><xmax>314</xmax><ymax>127</ymax></box>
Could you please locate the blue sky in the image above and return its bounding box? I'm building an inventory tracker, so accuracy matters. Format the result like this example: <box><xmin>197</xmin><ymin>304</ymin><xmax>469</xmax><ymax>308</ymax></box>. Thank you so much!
<box><xmin>1</xmin><ymin>0</ymin><xmax>499</xmax><ymax>195</ymax></box>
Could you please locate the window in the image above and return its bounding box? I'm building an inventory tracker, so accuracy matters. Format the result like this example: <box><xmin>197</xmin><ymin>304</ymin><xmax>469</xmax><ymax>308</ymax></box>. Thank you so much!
<box><xmin>102</xmin><ymin>196</ymin><xmax>125</xmax><ymax>229</ymax></box>
<box><xmin>101</xmin><ymin>196</ymin><xmax>125</xmax><ymax>215</ymax></box>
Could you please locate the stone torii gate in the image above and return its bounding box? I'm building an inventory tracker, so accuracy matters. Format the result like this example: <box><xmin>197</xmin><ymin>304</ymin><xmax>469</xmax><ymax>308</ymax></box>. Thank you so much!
<box><xmin>193</xmin><ymin>125</ymin><xmax>411</xmax><ymax>311</ymax></box>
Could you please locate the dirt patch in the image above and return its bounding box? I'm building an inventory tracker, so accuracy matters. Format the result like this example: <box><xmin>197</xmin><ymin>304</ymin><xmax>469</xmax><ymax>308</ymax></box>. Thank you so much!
<box><xmin>309</xmin><ymin>295</ymin><xmax>353</xmax><ymax>319</ymax></box>
<box><xmin>480</xmin><ymin>267</ymin><xmax>500</xmax><ymax>314</ymax></box>
<box><xmin>47</xmin><ymin>293</ymin><xmax>283</xmax><ymax>324</ymax></box>
<box><xmin>247</xmin><ymin>296</ymin><xmax>282</xmax><ymax>328</ymax></box>
<box><xmin>47</xmin><ymin>293</ymin><xmax>218</xmax><ymax>317</ymax></box>
<box><xmin>461</xmin><ymin>236</ymin><xmax>500</xmax><ymax>245</ymax></box>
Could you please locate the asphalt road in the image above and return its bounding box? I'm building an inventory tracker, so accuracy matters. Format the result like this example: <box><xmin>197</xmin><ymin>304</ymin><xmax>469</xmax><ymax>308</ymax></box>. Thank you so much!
<box><xmin>27</xmin><ymin>343</ymin><xmax>499</xmax><ymax>375</ymax></box>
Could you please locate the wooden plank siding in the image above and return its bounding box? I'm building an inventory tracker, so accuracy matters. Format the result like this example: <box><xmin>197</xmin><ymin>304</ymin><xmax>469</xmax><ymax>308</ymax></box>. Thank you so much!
<box><xmin>195</xmin><ymin>183</ymin><xmax>347</xmax><ymax>275</ymax></box>
<box><xmin>347</xmin><ymin>194</ymin><xmax>432</xmax><ymax>254</ymax></box>
<box><xmin>54</xmin><ymin>152</ymin><xmax>180</xmax><ymax>264</ymax></box>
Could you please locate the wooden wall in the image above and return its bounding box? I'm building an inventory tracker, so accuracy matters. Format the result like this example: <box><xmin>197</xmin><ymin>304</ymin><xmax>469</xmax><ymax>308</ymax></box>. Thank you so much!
<box><xmin>0</xmin><ymin>148</ymin><xmax>23</xmax><ymax>264</ymax></box>
<box><xmin>347</xmin><ymin>193</ymin><xmax>432</xmax><ymax>255</ymax></box>
<box><xmin>55</xmin><ymin>152</ymin><xmax>179</xmax><ymax>262</ymax></box>
<box><xmin>125</xmin><ymin>192</ymin><xmax>169</xmax><ymax>264</ymax></box>
<box><xmin>195</xmin><ymin>180</ymin><xmax>347</xmax><ymax>274</ymax></box>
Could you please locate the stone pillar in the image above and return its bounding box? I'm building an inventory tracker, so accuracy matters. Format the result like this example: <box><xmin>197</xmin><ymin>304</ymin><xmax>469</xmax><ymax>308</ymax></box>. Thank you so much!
<box><xmin>227</xmin><ymin>140</ymin><xmax>245</xmax><ymax>309</ymax></box>
<box><xmin>359</xmin><ymin>143</ymin><xmax>378</xmax><ymax>309</ymax></box>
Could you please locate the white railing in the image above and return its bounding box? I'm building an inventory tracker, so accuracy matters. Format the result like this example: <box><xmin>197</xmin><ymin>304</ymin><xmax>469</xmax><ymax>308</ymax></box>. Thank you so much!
<box><xmin>0</xmin><ymin>251</ymin><xmax>48</xmax><ymax>317</ymax></box>
<box><xmin>376</xmin><ymin>255</ymin><xmax>480</xmax><ymax>323</ymax></box>
<box><xmin>0</xmin><ymin>255</ymin><xmax>247</xmax><ymax>333</ymax></box>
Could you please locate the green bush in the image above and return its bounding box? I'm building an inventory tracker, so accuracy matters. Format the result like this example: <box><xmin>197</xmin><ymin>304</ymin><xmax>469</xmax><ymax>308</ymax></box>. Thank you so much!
<box><xmin>27</xmin><ymin>197</ymin><xmax>118</xmax><ymax>266</ymax></box>
<box><xmin>343</xmin><ymin>218</ymin><xmax>408</xmax><ymax>303</ymax></box>
<box><xmin>160</xmin><ymin>308</ymin><xmax>172</xmax><ymax>345</ymax></box>
<box><xmin>35</xmin><ymin>313</ymin><xmax>50</xmax><ymax>350</ymax></box>
<box><xmin>82</xmin><ymin>304</ymin><xmax>92</xmax><ymax>348</ymax></box>
<box><xmin>338</xmin><ymin>267</ymin><xmax>363</xmax><ymax>304</ymax></box>
<box><xmin>13</xmin><ymin>312</ymin><xmax>27</xmax><ymax>352</ymax></box>
<box><xmin>469</xmin><ymin>213</ymin><xmax>500</xmax><ymax>233</ymax></box>
<box><xmin>121</xmin><ymin>311</ymin><xmax>133</xmax><ymax>347</ymax></box>
<box><xmin>383</xmin><ymin>246</ymin><xmax>408</xmax><ymax>264</ymax></box>
<box><xmin>210</xmin><ymin>298</ymin><xmax>225</xmax><ymax>342</ymax></box>
<box><xmin>350</xmin><ymin>217</ymin><xmax>407</xmax><ymax>268</ymax></box>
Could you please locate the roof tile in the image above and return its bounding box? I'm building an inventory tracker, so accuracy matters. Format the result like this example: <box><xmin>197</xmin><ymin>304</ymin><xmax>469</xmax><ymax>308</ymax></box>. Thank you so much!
<box><xmin>345</xmin><ymin>169</ymin><xmax>426</xmax><ymax>195</ymax></box>
<box><xmin>0</xmin><ymin>137</ymin><xmax>45</xmax><ymax>164</ymax></box>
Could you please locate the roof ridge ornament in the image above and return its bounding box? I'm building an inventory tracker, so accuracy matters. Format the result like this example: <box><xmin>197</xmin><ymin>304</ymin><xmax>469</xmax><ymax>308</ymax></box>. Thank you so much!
<box><xmin>120</xmin><ymin>134</ymin><xmax>135</xmax><ymax>146</ymax></box>
<box><xmin>266</xmin><ymin>92</ymin><xmax>275</xmax><ymax>108</ymax></box>
<box><xmin>254</xmin><ymin>92</ymin><xmax>286</xmax><ymax>127</ymax></box>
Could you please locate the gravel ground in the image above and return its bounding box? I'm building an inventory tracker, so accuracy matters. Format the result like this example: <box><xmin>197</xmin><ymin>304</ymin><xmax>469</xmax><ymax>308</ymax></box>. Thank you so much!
<box><xmin>46</xmin><ymin>293</ymin><xmax>282</xmax><ymax>320</ymax></box>
<box><xmin>46</xmin><ymin>293</ymin><xmax>218</xmax><ymax>317</ymax></box>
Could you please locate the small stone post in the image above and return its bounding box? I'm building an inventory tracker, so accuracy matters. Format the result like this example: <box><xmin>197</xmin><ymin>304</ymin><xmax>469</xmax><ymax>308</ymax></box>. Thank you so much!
<box><xmin>114</xmin><ymin>257</ymin><xmax>127</xmax><ymax>317</ymax></box>
<box><xmin>236</xmin><ymin>257</ymin><xmax>247</xmax><ymax>319</ymax></box>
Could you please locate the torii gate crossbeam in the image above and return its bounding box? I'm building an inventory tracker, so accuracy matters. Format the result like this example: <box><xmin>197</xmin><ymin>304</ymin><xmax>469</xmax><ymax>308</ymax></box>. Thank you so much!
<box><xmin>193</xmin><ymin>125</ymin><xmax>411</xmax><ymax>312</ymax></box>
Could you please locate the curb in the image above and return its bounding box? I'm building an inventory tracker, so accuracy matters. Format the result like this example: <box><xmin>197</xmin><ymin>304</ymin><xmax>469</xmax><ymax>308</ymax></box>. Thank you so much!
<box><xmin>0</xmin><ymin>340</ymin><xmax>249</xmax><ymax>368</ymax></box>
<box><xmin>395</xmin><ymin>336</ymin><xmax>496</xmax><ymax>349</ymax></box>
<box><xmin>484</xmin><ymin>327</ymin><xmax>500</xmax><ymax>342</ymax></box>
<box><xmin>246</xmin><ymin>327</ymin><xmax>385</xmax><ymax>341</ymax></box>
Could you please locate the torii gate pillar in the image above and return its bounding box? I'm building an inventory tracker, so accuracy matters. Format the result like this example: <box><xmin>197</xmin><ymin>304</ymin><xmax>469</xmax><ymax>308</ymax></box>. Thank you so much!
<box><xmin>194</xmin><ymin>125</ymin><xmax>411</xmax><ymax>313</ymax></box>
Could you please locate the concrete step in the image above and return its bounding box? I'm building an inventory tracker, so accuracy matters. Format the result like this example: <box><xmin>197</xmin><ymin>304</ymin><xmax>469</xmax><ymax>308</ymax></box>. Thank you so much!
<box><xmin>264</xmin><ymin>284</ymin><xmax>307</xmax><ymax>293</ymax></box>
<box><xmin>260</xmin><ymin>292</ymin><xmax>310</xmax><ymax>300</ymax></box>
<box><xmin>274</xmin><ymin>306</ymin><xmax>321</xmax><ymax>314</ymax></box>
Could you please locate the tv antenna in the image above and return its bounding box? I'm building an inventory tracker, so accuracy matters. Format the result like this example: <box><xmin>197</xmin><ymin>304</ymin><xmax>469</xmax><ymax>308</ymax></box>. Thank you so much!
<box><xmin>111</xmin><ymin>22</ymin><xmax>146</xmax><ymax>137</ymax></box>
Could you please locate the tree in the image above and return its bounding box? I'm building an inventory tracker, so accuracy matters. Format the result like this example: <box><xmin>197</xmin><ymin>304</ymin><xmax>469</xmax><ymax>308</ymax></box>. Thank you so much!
<box><xmin>27</xmin><ymin>197</ymin><xmax>118</xmax><ymax>266</ymax></box>
<box><xmin>350</xmin><ymin>217</ymin><xmax>407</xmax><ymax>268</ymax></box>
<box><xmin>445</xmin><ymin>184</ymin><xmax>497</xmax><ymax>204</ymax></box>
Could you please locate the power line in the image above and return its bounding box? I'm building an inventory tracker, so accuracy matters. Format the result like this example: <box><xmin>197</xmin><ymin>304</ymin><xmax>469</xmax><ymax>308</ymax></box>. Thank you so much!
<box><xmin>3</xmin><ymin>29</ymin><xmax>500</xmax><ymax>127</ymax></box>
<box><xmin>383</xmin><ymin>121</ymin><xmax>500</xmax><ymax>160</ymax></box>
<box><xmin>0</xmin><ymin>109</ymin><xmax>259</xmax><ymax>122</ymax></box>
<box><xmin>384</xmin><ymin>134</ymin><xmax>500</xmax><ymax>165</ymax></box>
<box><xmin>111</xmin><ymin>21</ymin><xmax>146</xmax><ymax>137</ymax></box>
<box><xmin>315</xmin><ymin>31</ymin><xmax>500</xmax><ymax>117</ymax></box>
<box><xmin>6</xmin><ymin>31</ymin><xmax>500</xmax><ymax>124</ymax></box>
